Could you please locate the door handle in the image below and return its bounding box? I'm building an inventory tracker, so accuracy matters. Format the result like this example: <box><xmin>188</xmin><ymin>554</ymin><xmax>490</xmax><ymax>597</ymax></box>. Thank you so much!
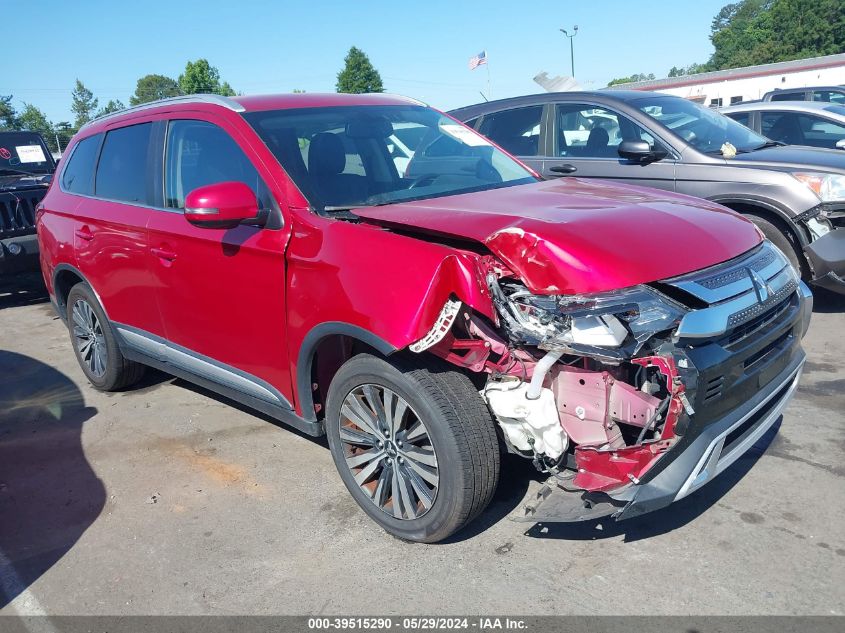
<box><xmin>549</xmin><ymin>164</ymin><xmax>577</xmax><ymax>175</ymax></box>
<box><xmin>74</xmin><ymin>226</ymin><xmax>94</xmax><ymax>241</ymax></box>
<box><xmin>151</xmin><ymin>247</ymin><xmax>177</xmax><ymax>261</ymax></box>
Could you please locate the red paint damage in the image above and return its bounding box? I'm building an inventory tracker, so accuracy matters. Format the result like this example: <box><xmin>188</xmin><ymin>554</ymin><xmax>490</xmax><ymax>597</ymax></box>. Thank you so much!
<box><xmin>573</xmin><ymin>355</ymin><xmax>686</xmax><ymax>491</ymax></box>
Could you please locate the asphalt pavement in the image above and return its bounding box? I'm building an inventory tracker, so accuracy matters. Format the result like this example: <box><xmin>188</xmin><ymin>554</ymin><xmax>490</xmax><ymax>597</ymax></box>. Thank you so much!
<box><xmin>1</xmin><ymin>272</ymin><xmax>843</xmax><ymax>615</ymax></box>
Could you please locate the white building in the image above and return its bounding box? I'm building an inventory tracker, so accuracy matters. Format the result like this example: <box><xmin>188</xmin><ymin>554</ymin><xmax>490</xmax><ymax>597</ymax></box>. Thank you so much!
<box><xmin>605</xmin><ymin>53</ymin><xmax>845</xmax><ymax>106</ymax></box>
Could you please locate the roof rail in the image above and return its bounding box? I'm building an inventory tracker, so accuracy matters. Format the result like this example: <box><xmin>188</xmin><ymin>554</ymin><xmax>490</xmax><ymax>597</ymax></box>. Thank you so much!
<box><xmin>80</xmin><ymin>94</ymin><xmax>245</xmax><ymax>130</ymax></box>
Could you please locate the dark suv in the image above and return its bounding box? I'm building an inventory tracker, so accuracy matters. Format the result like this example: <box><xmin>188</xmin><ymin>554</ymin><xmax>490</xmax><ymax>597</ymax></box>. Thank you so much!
<box><xmin>1</xmin><ymin>131</ymin><xmax>56</xmax><ymax>274</ymax></box>
<box><xmin>38</xmin><ymin>94</ymin><xmax>811</xmax><ymax>542</ymax></box>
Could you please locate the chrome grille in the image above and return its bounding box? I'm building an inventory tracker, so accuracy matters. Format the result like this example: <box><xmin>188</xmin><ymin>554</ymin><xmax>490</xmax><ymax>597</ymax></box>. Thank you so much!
<box><xmin>665</xmin><ymin>241</ymin><xmax>800</xmax><ymax>339</ymax></box>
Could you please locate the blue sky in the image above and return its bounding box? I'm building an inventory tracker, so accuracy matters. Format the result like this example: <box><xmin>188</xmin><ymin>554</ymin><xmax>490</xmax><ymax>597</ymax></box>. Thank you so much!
<box><xmin>2</xmin><ymin>0</ymin><xmax>727</xmax><ymax>122</ymax></box>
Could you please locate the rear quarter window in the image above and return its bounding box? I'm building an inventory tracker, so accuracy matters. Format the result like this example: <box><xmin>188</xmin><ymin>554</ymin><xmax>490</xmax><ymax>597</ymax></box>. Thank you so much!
<box><xmin>95</xmin><ymin>123</ymin><xmax>153</xmax><ymax>204</ymax></box>
<box><xmin>61</xmin><ymin>134</ymin><xmax>101</xmax><ymax>195</ymax></box>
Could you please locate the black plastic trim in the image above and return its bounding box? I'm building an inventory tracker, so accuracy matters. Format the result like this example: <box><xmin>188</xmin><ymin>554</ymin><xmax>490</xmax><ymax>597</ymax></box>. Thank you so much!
<box><xmin>296</xmin><ymin>322</ymin><xmax>398</xmax><ymax>423</ymax></box>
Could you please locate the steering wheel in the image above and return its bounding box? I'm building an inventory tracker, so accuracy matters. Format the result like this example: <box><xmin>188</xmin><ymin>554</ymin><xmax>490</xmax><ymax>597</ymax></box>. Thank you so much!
<box><xmin>407</xmin><ymin>174</ymin><xmax>439</xmax><ymax>189</ymax></box>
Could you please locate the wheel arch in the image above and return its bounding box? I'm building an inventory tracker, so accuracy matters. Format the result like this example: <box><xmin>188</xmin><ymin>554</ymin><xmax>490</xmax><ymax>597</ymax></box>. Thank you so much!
<box><xmin>709</xmin><ymin>197</ymin><xmax>808</xmax><ymax>248</ymax></box>
<box><xmin>296</xmin><ymin>322</ymin><xmax>398</xmax><ymax>423</ymax></box>
<box><xmin>53</xmin><ymin>264</ymin><xmax>99</xmax><ymax>322</ymax></box>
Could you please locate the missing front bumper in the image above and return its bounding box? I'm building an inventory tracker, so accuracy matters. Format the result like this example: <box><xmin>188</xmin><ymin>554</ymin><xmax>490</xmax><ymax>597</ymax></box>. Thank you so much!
<box><xmin>513</xmin><ymin>351</ymin><xmax>805</xmax><ymax>524</ymax></box>
<box><xmin>805</xmin><ymin>228</ymin><xmax>845</xmax><ymax>294</ymax></box>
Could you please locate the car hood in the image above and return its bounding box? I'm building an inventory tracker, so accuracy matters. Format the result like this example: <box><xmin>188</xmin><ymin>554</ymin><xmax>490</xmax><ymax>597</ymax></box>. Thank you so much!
<box><xmin>729</xmin><ymin>145</ymin><xmax>845</xmax><ymax>173</ymax></box>
<box><xmin>355</xmin><ymin>178</ymin><xmax>762</xmax><ymax>295</ymax></box>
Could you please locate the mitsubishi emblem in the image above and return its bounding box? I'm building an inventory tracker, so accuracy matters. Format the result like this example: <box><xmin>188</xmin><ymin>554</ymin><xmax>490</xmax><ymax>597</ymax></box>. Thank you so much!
<box><xmin>747</xmin><ymin>268</ymin><xmax>773</xmax><ymax>303</ymax></box>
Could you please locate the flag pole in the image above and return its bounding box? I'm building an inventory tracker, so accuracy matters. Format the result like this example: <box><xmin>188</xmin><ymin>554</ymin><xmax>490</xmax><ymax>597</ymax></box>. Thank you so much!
<box><xmin>486</xmin><ymin>50</ymin><xmax>492</xmax><ymax>99</ymax></box>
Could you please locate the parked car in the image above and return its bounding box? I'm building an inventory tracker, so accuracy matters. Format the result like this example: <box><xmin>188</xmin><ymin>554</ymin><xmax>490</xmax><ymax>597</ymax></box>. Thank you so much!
<box><xmin>450</xmin><ymin>91</ymin><xmax>845</xmax><ymax>294</ymax></box>
<box><xmin>1</xmin><ymin>131</ymin><xmax>56</xmax><ymax>275</ymax></box>
<box><xmin>721</xmin><ymin>101</ymin><xmax>845</xmax><ymax>150</ymax></box>
<box><xmin>763</xmin><ymin>86</ymin><xmax>845</xmax><ymax>104</ymax></box>
<box><xmin>39</xmin><ymin>93</ymin><xmax>812</xmax><ymax>542</ymax></box>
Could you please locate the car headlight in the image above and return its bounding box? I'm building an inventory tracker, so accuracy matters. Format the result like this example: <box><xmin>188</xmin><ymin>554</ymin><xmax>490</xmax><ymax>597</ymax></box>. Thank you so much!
<box><xmin>498</xmin><ymin>284</ymin><xmax>687</xmax><ymax>349</ymax></box>
<box><xmin>793</xmin><ymin>172</ymin><xmax>845</xmax><ymax>202</ymax></box>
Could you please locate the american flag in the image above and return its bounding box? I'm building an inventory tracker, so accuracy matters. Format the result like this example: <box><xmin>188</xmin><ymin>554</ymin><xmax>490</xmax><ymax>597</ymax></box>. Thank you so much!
<box><xmin>468</xmin><ymin>51</ymin><xmax>487</xmax><ymax>70</ymax></box>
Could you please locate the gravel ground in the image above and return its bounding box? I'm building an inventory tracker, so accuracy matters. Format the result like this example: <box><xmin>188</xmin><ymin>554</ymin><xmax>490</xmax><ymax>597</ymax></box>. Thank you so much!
<box><xmin>1</xmin><ymin>272</ymin><xmax>843</xmax><ymax>615</ymax></box>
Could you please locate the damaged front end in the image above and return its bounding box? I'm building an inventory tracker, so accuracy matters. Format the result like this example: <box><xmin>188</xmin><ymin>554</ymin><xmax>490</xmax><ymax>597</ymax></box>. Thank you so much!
<box><xmin>411</xmin><ymin>240</ymin><xmax>810</xmax><ymax>523</ymax></box>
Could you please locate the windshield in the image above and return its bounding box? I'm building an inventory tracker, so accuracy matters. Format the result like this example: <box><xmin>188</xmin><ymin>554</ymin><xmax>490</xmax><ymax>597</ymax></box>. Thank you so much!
<box><xmin>243</xmin><ymin>105</ymin><xmax>536</xmax><ymax>212</ymax></box>
<box><xmin>0</xmin><ymin>132</ymin><xmax>55</xmax><ymax>175</ymax></box>
<box><xmin>632</xmin><ymin>96</ymin><xmax>770</xmax><ymax>154</ymax></box>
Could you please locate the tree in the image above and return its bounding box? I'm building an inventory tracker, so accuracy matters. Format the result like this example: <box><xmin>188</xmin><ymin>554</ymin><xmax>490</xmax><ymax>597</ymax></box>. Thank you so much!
<box><xmin>706</xmin><ymin>0</ymin><xmax>845</xmax><ymax>70</ymax></box>
<box><xmin>17</xmin><ymin>103</ymin><xmax>58</xmax><ymax>152</ymax></box>
<box><xmin>71</xmin><ymin>79</ymin><xmax>98</xmax><ymax>129</ymax></box>
<box><xmin>0</xmin><ymin>95</ymin><xmax>17</xmax><ymax>130</ymax></box>
<box><xmin>336</xmin><ymin>47</ymin><xmax>384</xmax><ymax>94</ymax></box>
<box><xmin>96</xmin><ymin>99</ymin><xmax>125</xmax><ymax>117</ymax></box>
<box><xmin>668</xmin><ymin>63</ymin><xmax>710</xmax><ymax>77</ymax></box>
<box><xmin>178</xmin><ymin>59</ymin><xmax>235</xmax><ymax>96</ymax></box>
<box><xmin>130</xmin><ymin>74</ymin><xmax>181</xmax><ymax>105</ymax></box>
<box><xmin>607</xmin><ymin>73</ymin><xmax>655</xmax><ymax>87</ymax></box>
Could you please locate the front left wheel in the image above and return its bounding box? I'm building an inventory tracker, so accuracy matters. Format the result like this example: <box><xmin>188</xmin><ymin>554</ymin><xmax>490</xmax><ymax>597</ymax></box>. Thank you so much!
<box><xmin>325</xmin><ymin>353</ymin><xmax>500</xmax><ymax>543</ymax></box>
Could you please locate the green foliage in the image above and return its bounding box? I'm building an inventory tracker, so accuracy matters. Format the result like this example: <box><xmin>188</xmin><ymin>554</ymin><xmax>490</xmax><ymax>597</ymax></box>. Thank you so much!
<box><xmin>668</xmin><ymin>63</ymin><xmax>711</xmax><ymax>77</ymax></box>
<box><xmin>607</xmin><ymin>73</ymin><xmax>655</xmax><ymax>87</ymax></box>
<box><xmin>178</xmin><ymin>59</ymin><xmax>236</xmax><ymax>96</ymax></box>
<box><xmin>96</xmin><ymin>100</ymin><xmax>125</xmax><ymax>117</ymax></box>
<box><xmin>0</xmin><ymin>95</ymin><xmax>17</xmax><ymax>130</ymax></box>
<box><xmin>130</xmin><ymin>74</ymin><xmax>181</xmax><ymax>105</ymax></box>
<box><xmin>707</xmin><ymin>0</ymin><xmax>845</xmax><ymax>70</ymax></box>
<box><xmin>71</xmin><ymin>79</ymin><xmax>98</xmax><ymax>129</ymax></box>
<box><xmin>336</xmin><ymin>47</ymin><xmax>384</xmax><ymax>94</ymax></box>
<box><xmin>16</xmin><ymin>103</ymin><xmax>61</xmax><ymax>152</ymax></box>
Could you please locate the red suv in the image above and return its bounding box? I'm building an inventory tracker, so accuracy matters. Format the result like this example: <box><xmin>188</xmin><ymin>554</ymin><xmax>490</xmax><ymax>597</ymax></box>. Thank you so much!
<box><xmin>38</xmin><ymin>93</ymin><xmax>812</xmax><ymax>542</ymax></box>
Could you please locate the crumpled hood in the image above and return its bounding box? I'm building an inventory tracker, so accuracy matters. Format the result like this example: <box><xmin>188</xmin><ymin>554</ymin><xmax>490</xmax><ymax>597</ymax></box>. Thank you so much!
<box><xmin>355</xmin><ymin>178</ymin><xmax>762</xmax><ymax>295</ymax></box>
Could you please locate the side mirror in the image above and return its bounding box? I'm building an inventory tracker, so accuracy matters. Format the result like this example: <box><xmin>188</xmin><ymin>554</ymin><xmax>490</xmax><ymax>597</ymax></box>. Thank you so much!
<box><xmin>618</xmin><ymin>140</ymin><xmax>667</xmax><ymax>163</ymax></box>
<box><xmin>184</xmin><ymin>181</ymin><xmax>262</xmax><ymax>229</ymax></box>
<box><xmin>836</xmin><ymin>139</ymin><xmax>845</xmax><ymax>150</ymax></box>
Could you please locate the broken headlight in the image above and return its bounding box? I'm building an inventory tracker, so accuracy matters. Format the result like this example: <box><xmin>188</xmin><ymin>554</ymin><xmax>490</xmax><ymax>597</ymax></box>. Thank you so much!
<box><xmin>496</xmin><ymin>283</ymin><xmax>687</xmax><ymax>349</ymax></box>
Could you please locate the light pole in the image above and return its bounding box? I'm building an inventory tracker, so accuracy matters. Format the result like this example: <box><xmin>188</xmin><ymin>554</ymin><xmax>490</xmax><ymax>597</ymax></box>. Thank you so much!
<box><xmin>560</xmin><ymin>26</ymin><xmax>578</xmax><ymax>78</ymax></box>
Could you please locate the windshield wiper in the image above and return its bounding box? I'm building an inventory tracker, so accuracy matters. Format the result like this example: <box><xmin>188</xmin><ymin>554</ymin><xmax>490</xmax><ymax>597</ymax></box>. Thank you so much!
<box><xmin>751</xmin><ymin>140</ymin><xmax>785</xmax><ymax>151</ymax></box>
<box><xmin>0</xmin><ymin>168</ymin><xmax>40</xmax><ymax>177</ymax></box>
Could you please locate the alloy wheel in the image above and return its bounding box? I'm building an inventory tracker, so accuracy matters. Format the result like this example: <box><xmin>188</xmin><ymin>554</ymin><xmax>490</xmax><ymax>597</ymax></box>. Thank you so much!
<box><xmin>338</xmin><ymin>384</ymin><xmax>439</xmax><ymax>520</ymax></box>
<box><xmin>71</xmin><ymin>299</ymin><xmax>108</xmax><ymax>378</ymax></box>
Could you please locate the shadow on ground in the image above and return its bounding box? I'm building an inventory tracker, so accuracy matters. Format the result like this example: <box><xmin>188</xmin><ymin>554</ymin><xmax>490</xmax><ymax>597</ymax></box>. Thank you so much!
<box><xmin>0</xmin><ymin>272</ymin><xmax>48</xmax><ymax>311</ymax></box>
<box><xmin>0</xmin><ymin>351</ymin><xmax>103</xmax><ymax>609</ymax></box>
<box><xmin>520</xmin><ymin>417</ymin><xmax>781</xmax><ymax>542</ymax></box>
<box><xmin>812</xmin><ymin>287</ymin><xmax>845</xmax><ymax>313</ymax></box>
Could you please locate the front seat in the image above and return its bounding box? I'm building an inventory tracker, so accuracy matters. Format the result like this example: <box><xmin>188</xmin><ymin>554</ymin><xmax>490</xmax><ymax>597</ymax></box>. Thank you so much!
<box><xmin>768</xmin><ymin>115</ymin><xmax>804</xmax><ymax>145</ymax></box>
<box><xmin>585</xmin><ymin>127</ymin><xmax>611</xmax><ymax>156</ymax></box>
<box><xmin>307</xmin><ymin>133</ymin><xmax>368</xmax><ymax>207</ymax></box>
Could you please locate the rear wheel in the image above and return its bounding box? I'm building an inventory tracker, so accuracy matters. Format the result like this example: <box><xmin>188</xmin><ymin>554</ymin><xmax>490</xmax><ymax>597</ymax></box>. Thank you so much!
<box><xmin>66</xmin><ymin>283</ymin><xmax>145</xmax><ymax>391</ymax></box>
<box><xmin>325</xmin><ymin>354</ymin><xmax>500</xmax><ymax>543</ymax></box>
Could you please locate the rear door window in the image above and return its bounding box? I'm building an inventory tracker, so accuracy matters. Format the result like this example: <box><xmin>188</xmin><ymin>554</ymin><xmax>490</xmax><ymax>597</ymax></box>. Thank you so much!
<box><xmin>726</xmin><ymin>112</ymin><xmax>752</xmax><ymax>128</ymax></box>
<box><xmin>61</xmin><ymin>134</ymin><xmax>101</xmax><ymax>195</ymax></box>
<box><xmin>770</xmin><ymin>91</ymin><xmax>804</xmax><ymax>102</ymax></box>
<box><xmin>477</xmin><ymin>106</ymin><xmax>543</xmax><ymax>156</ymax></box>
<box><xmin>95</xmin><ymin>123</ymin><xmax>153</xmax><ymax>204</ymax></box>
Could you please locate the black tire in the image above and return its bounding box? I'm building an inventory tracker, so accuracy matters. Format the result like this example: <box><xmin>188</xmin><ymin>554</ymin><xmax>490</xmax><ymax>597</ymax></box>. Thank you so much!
<box><xmin>745</xmin><ymin>213</ymin><xmax>806</xmax><ymax>278</ymax></box>
<box><xmin>325</xmin><ymin>353</ymin><xmax>500</xmax><ymax>543</ymax></box>
<box><xmin>66</xmin><ymin>283</ymin><xmax>145</xmax><ymax>391</ymax></box>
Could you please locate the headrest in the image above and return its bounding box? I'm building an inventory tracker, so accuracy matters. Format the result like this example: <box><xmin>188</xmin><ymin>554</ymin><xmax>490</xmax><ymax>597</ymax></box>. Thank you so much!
<box><xmin>308</xmin><ymin>133</ymin><xmax>345</xmax><ymax>176</ymax></box>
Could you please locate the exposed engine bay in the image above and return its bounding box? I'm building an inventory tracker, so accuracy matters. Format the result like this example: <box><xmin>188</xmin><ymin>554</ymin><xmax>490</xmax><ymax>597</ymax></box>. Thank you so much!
<box><xmin>412</xmin><ymin>267</ymin><xmax>698</xmax><ymax>496</ymax></box>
